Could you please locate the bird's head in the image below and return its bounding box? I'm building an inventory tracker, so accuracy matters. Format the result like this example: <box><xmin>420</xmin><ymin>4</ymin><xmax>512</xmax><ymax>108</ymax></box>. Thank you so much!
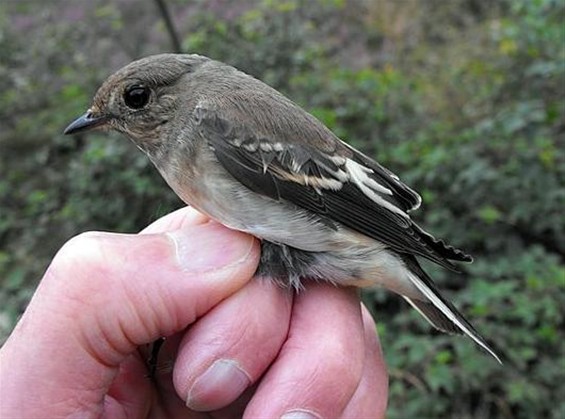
<box><xmin>64</xmin><ymin>54</ymin><xmax>210</xmax><ymax>152</ymax></box>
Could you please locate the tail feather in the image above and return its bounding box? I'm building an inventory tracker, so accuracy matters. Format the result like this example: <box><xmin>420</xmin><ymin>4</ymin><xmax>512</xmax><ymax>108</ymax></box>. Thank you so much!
<box><xmin>403</xmin><ymin>297</ymin><xmax>462</xmax><ymax>335</ymax></box>
<box><xmin>402</xmin><ymin>256</ymin><xmax>502</xmax><ymax>364</ymax></box>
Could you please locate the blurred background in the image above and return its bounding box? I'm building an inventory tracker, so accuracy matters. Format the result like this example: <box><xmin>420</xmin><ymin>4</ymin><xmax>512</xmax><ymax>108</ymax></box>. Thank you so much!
<box><xmin>0</xmin><ymin>0</ymin><xmax>563</xmax><ymax>417</ymax></box>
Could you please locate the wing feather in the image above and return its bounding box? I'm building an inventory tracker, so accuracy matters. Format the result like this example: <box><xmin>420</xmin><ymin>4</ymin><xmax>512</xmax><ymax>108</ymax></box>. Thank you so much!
<box><xmin>197</xmin><ymin>107</ymin><xmax>471</xmax><ymax>269</ymax></box>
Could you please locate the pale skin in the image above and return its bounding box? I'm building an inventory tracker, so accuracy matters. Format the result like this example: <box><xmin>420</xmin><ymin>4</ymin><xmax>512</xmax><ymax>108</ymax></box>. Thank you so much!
<box><xmin>0</xmin><ymin>207</ymin><xmax>387</xmax><ymax>418</ymax></box>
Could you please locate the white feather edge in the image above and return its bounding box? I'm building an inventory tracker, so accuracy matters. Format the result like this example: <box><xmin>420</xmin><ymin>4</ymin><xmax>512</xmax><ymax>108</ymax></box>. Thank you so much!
<box><xmin>403</xmin><ymin>296</ymin><xmax>452</xmax><ymax>331</ymax></box>
<box><xmin>407</xmin><ymin>272</ymin><xmax>502</xmax><ymax>364</ymax></box>
<box><xmin>339</xmin><ymin>140</ymin><xmax>423</xmax><ymax>211</ymax></box>
<box><xmin>345</xmin><ymin>159</ymin><xmax>409</xmax><ymax>217</ymax></box>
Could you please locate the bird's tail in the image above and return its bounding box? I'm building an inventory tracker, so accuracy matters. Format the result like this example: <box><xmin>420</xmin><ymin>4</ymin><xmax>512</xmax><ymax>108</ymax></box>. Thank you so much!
<box><xmin>402</xmin><ymin>256</ymin><xmax>502</xmax><ymax>364</ymax></box>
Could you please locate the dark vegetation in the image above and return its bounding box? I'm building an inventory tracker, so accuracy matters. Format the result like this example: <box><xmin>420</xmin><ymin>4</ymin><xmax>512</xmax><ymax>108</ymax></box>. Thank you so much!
<box><xmin>0</xmin><ymin>1</ymin><xmax>563</xmax><ymax>417</ymax></box>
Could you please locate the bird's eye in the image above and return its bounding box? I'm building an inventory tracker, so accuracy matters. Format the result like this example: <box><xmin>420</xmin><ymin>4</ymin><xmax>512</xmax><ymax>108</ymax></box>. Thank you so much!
<box><xmin>123</xmin><ymin>85</ymin><xmax>150</xmax><ymax>109</ymax></box>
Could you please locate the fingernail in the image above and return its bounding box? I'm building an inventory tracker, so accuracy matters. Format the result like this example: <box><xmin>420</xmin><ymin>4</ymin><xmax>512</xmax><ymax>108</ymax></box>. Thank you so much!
<box><xmin>167</xmin><ymin>224</ymin><xmax>255</xmax><ymax>273</ymax></box>
<box><xmin>187</xmin><ymin>359</ymin><xmax>251</xmax><ymax>411</ymax></box>
<box><xmin>281</xmin><ymin>410</ymin><xmax>321</xmax><ymax>419</ymax></box>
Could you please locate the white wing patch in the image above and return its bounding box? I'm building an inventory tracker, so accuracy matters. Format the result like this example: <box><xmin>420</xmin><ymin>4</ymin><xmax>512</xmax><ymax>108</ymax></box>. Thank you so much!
<box><xmin>345</xmin><ymin>159</ymin><xmax>408</xmax><ymax>218</ymax></box>
<box><xmin>280</xmin><ymin>172</ymin><xmax>344</xmax><ymax>191</ymax></box>
<box><xmin>339</xmin><ymin>139</ymin><xmax>422</xmax><ymax>212</ymax></box>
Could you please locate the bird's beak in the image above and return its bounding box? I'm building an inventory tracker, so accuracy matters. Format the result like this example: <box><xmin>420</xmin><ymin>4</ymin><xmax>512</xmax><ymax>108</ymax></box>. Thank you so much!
<box><xmin>63</xmin><ymin>111</ymin><xmax>109</xmax><ymax>135</ymax></box>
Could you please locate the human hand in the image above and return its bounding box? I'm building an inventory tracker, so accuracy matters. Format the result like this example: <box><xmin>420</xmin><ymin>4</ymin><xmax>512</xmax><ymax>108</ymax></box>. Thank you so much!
<box><xmin>0</xmin><ymin>207</ymin><xmax>387</xmax><ymax>418</ymax></box>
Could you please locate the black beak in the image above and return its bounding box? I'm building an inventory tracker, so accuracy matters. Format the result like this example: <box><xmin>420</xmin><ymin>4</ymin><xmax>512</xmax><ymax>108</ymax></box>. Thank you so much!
<box><xmin>63</xmin><ymin>111</ymin><xmax>109</xmax><ymax>135</ymax></box>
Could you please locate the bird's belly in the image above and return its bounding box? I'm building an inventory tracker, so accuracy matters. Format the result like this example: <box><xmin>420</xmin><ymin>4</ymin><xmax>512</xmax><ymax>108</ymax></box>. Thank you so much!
<box><xmin>159</xmin><ymin>153</ymin><xmax>337</xmax><ymax>251</ymax></box>
<box><xmin>157</xmin><ymin>152</ymin><xmax>423</xmax><ymax>297</ymax></box>
<box><xmin>187</xmin><ymin>178</ymin><xmax>338</xmax><ymax>252</ymax></box>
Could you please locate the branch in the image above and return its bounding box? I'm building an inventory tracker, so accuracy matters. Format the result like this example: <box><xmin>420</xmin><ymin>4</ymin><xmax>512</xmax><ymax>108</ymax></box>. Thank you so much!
<box><xmin>153</xmin><ymin>0</ymin><xmax>182</xmax><ymax>53</ymax></box>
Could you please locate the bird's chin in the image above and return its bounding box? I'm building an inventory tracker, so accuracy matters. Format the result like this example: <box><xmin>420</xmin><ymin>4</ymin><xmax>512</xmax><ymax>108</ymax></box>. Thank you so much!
<box><xmin>121</xmin><ymin>131</ymin><xmax>160</xmax><ymax>155</ymax></box>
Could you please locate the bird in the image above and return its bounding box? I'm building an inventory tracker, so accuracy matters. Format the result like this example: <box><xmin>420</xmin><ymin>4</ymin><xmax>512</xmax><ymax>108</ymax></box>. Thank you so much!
<box><xmin>64</xmin><ymin>53</ymin><xmax>500</xmax><ymax>363</ymax></box>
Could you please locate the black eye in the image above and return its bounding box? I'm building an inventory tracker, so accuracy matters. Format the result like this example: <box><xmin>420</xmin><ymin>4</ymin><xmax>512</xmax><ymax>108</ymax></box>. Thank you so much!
<box><xmin>123</xmin><ymin>85</ymin><xmax>150</xmax><ymax>109</ymax></box>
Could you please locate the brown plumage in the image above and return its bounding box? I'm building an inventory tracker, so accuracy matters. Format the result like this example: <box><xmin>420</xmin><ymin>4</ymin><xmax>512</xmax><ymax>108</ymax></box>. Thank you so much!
<box><xmin>64</xmin><ymin>54</ymin><xmax>500</xmax><ymax>363</ymax></box>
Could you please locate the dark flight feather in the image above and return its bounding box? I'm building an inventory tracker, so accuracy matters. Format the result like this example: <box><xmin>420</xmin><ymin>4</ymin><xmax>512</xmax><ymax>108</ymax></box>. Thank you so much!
<box><xmin>200</xmin><ymin>110</ymin><xmax>472</xmax><ymax>269</ymax></box>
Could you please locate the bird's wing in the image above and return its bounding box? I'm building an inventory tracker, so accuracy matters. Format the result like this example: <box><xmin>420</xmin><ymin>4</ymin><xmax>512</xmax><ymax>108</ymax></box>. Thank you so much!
<box><xmin>194</xmin><ymin>105</ymin><xmax>472</xmax><ymax>269</ymax></box>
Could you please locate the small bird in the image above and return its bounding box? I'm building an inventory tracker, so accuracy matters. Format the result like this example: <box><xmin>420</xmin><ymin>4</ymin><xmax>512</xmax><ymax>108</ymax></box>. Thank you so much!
<box><xmin>64</xmin><ymin>54</ymin><xmax>500</xmax><ymax>362</ymax></box>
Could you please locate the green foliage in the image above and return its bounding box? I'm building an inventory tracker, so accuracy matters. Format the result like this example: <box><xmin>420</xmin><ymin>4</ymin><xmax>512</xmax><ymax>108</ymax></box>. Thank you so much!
<box><xmin>1</xmin><ymin>0</ymin><xmax>564</xmax><ymax>417</ymax></box>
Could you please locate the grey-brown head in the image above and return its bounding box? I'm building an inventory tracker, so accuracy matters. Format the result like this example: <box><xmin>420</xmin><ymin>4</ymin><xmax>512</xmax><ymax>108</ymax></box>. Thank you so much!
<box><xmin>64</xmin><ymin>54</ymin><xmax>210</xmax><ymax>152</ymax></box>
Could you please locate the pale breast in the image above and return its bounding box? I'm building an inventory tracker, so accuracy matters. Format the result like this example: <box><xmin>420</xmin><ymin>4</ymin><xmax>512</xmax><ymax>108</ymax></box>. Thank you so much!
<box><xmin>154</xmin><ymin>143</ymin><xmax>340</xmax><ymax>252</ymax></box>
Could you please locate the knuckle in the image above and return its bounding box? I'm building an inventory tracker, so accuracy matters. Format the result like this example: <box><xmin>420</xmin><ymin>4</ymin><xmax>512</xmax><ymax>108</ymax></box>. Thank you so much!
<box><xmin>40</xmin><ymin>232</ymin><xmax>118</xmax><ymax>312</ymax></box>
<box><xmin>49</xmin><ymin>231</ymin><xmax>109</xmax><ymax>279</ymax></box>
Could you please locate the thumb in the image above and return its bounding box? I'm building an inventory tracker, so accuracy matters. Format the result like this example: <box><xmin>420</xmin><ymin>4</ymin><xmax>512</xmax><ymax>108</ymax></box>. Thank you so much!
<box><xmin>0</xmin><ymin>221</ymin><xmax>259</xmax><ymax>416</ymax></box>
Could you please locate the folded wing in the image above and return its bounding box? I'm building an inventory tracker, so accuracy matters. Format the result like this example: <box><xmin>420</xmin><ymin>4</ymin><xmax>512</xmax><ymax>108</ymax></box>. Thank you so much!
<box><xmin>194</xmin><ymin>104</ymin><xmax>472</xmax><ymax>270</ymax></box>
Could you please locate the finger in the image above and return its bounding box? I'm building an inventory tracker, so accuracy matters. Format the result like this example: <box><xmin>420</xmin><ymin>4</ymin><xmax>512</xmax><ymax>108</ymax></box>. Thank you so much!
<box><xmin>341</xmin><ymin>305</ymin><xmax>388</xmax><ymax>418</ymax></box>
<box><xmin>173</xmin><ymin>278</ymin><xmax>292</xmax><ymax>411</ymax></box>
<box><xmin>141</xmin><ymin>206</ymin><xmax>209</xmax><ymax>234</ymax></box>
<box><xmin>105</xmin><ymin>207</ymin><xmax>213</xmax><ymax>418</ymax></box>
<box><xmin>0</xmin><ymin>222</ymin><xmax>259</xmax><ymax>417</ymax></box>
<box><xmin>244</xmin><ymin>284</ymin><xmax>365</xmax><ymax>419</ymax></box>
